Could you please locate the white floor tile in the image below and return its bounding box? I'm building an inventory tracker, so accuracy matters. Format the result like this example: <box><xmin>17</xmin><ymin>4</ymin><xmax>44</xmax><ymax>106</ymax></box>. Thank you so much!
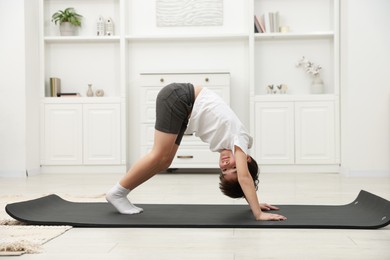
<box><xmin>1</xmin><ymin>172</ymin><xmax>389</xmax><ymax>260</ymax></box>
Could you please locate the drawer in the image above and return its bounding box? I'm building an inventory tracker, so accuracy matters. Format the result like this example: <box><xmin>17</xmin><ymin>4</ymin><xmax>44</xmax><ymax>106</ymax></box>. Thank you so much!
<box><xmin>174</xmin><ymin>147</ymin><xmax>219</xmax><ymax>167</ymax></box>
<box><xmin>140</xmin><ymin>73</ymin><xmax>230</xmax><ymax>87</ymax></box>
<box><xmin>140</xmin><ymin>146</ymin><xmax>220</xmax><ymax>168</ymax></box>
<box><xmin>140</xmin><ymin>85</ymin><xmax>230</xmax><ymax>106</ymax></box>
<box><xmin>141</xmin><ymin>124</ymin><xmax>206</xmax><ymax>146</ymax></box>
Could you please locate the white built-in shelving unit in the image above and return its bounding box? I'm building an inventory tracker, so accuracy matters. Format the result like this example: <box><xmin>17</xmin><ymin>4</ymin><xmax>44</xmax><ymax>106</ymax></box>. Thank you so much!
<box><xmin>249</xmin><ymin>0</ymin><xmax>340</xmax><ymax>173</ymax></box>
<box><xmin>39</xmin><ymin>0</ymin><xmax>340</xmax><ymax>173</ymax></box>
<box><xmin>39</xmin><ymin>0</ymin><xmax>126</xmax><ymax>173</ymax></box>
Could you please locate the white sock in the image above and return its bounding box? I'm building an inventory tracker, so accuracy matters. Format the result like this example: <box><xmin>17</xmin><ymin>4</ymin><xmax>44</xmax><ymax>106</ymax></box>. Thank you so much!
<box><xmin>105</xmin><ymin>183</ymin><xmax>143</xmax><ymax>214</ymax></box>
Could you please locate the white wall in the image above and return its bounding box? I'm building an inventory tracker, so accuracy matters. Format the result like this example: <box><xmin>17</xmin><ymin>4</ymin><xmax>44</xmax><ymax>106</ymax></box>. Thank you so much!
<box><xmin>0</xmin><ymin>0</ymin><xmax>40</xmax><ymax>177</ymax></box>
<box><xmin>340</xmin><ymin>0</ymin><xmax>390</xmax><ymax>176</ymax></box>
<box><xmin>24</xmin><ymin>0</ymin><xmax>41</xmax><ymax>175</ymax></box>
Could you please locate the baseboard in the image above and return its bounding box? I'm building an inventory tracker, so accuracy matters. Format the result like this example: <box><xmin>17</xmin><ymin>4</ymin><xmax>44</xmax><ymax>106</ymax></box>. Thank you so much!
<box><xmin>0</xmin><ymin>170</ymin><xmax>27</xmax><ymax>178</ymax></box>
<box><xmin>340</xmin><ymin>168</ymin><xmax>390</xmax><ymax>177</ymax></box>
<box><xmin>26</xmin><ymin>167</ymin><xmax>41</xmax><ymax>176</ymax></box>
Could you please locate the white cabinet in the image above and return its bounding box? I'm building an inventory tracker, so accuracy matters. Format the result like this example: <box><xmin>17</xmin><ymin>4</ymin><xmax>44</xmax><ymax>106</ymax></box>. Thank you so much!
<box><xmin>43</xmin><ymin>104</ymin><xmax>83</xmax><ymax>165</ymax></box>
<box><xmin>43</xmin><ymin>102</ymin><xmax>121</xmax><ymax>166</ymax></box>
<box><xmin>255</xmin><ymin>102</ymin><xmax>295</xmax><ymax>164</ymax></box>
<box><xmin>83</xmin><ymin>104</ymin><xmax>121</xmax><ymax>165</ymax></box>
<box><xmin>255</xmin><ymin>98</ymin><xmax>338</xmax><ymax>166</ymax></box>
<box><xmin>139</xmin><ymin>72</ymin><xmax>230</xmax><ymax>168</ymax></box>
<box><xmin>295</xmin><ymin>101</ymin><xmax>336</xmax><ymax>164</ymax></box>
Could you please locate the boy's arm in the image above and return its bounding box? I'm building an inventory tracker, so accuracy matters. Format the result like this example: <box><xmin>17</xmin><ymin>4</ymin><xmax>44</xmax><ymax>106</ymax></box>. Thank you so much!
<box><xmin>234</xmin><ymin>146</ymin><xmax>286</xmax><ymax>221</ymax></box>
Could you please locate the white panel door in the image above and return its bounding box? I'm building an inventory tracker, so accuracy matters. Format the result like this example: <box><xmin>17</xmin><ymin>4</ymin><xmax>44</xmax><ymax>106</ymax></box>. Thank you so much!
<box><xmin>83</xmin><ymin>104</ymin><xmax>121</xmax><ymax>165</ymax></box>
<box><xmin>44</xmin><ymin>104</ymin><xmax>83</xmax><ymax>165</ymax></box>
<box><xmin>255</xmin><ymin>102</ymin><xmax>294</xmax><ymax>164</ymax></box>
<box><xmin>295</xmin><ymin>101</ymin><xmax>336</xmax><ymax>164</ymax></box>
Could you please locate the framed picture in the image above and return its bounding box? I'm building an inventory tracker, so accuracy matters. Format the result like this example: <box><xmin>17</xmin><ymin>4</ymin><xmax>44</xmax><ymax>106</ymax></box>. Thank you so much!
<box><xmin>156</xmin><ymin>0</ymin><xmax>223</xmax><ymax>27</ymax></box>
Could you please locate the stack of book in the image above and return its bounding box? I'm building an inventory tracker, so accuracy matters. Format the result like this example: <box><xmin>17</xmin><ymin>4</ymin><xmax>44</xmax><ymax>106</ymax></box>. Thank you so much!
<box><xmin>254</xmin><ymin>12</ymin><xmax>280</xmax><ymax>33</ymax></box>
<box><xmin>58</xmin><ymin>93</ymin><xmax>81</xmax><ymax>97</ymax></box>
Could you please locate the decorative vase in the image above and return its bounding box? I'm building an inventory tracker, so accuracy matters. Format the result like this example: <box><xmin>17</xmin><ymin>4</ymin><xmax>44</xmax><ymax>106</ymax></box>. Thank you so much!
<box><xmin>87</xmin><ymin>84</ymin><xmax>94</xmax><ymax>97</ymax></box>
<box><xmin>311</xmin><ymin>76</ymin><xmax>324</xmax><ymax>94</ymax></box>
<box><xmin>59</xmin><ymin>22</ymin><xmax>76</xmax><ymax>36</ymax></box>
<box><xmin>49</xmin><ymin>77</ymin><xmax>61</xmax><ymax>97</ymax></box>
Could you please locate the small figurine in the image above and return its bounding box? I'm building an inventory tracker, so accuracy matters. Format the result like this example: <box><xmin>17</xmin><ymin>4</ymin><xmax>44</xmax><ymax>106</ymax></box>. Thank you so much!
<box><xmin>97</xmin><ymin>15</ymin><xmax>105</xmax><ymax>36</ymax></box>
<box><xmin>105</xmin><ymin>17</ymin><xmax>114</xmax><ymax>36</ymax></box>
<box><xmin>267</xmin><ymin>84</ymin><xmax>274</xmax><ymax>94</ymax></box>
<box><xmin>280</xmin><ymin>84</ymin><xmax>288</xmax><ymax>94</ymax></box>
<box><xmin>95</xmin><ymin>89</ymin><xmax>105</xmax><ymax>97</ymax></box>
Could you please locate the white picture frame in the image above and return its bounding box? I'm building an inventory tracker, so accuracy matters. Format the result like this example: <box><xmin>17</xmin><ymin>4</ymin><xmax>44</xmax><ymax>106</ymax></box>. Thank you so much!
<box><xmin>156</xmin><ymin>0</ymin><xmax>223</xmax><ymax>27</ymax></box>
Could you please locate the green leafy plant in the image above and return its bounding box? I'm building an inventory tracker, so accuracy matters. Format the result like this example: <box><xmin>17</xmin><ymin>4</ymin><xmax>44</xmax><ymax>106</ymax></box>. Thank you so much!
<box><xmin>51</xmin><ymin>7</ymin><xmax>83</xmax><ymax>27</ymax></box>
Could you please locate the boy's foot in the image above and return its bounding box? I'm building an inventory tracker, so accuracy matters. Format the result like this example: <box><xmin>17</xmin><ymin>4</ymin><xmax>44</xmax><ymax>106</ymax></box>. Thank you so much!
<box><xmin>105</xmin><ymin>183</ymin><xmax>143</xmax><ymax>214</ymax></box>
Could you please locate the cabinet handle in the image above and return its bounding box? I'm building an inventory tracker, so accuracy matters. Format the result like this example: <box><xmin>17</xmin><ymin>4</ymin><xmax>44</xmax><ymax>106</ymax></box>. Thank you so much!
<box><xmin>205</xmin><ymin>77</ymin><xmax>209</xmax><ymax>82</ymax></box>
<box><xmin>177</xmin><ymin>155</ymin><xmax>194</xmax><ymax>159</ymax></box>
<box><xmin>160</xmin><ymin>78</ymin><xmax>164</xmax><ymax>83</ymax></box>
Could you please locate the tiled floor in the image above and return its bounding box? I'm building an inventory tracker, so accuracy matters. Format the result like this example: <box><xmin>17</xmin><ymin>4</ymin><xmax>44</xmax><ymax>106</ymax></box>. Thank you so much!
<box><xmin>1</xmin><ymin>171</ymin><xmax>390</xmax><ymax>259</ymax></box>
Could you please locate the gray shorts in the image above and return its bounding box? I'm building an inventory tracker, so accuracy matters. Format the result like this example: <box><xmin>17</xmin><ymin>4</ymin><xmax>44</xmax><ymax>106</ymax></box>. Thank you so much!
<box><xmin>155</xmin><ymin>83</ymin><xmax>195</xmax><ymax>145</ymax></box>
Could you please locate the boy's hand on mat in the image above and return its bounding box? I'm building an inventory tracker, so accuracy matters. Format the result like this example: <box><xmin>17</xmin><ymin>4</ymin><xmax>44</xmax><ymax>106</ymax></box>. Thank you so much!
<box><xmin>260</xmin><ymin>203</ymin><xmax>279</xmax><ymax>211</ymax></box>
<box><xmin>256</xmin><ymin>212</ymin><xmax>287</xmax><ymax>221</ymax></box>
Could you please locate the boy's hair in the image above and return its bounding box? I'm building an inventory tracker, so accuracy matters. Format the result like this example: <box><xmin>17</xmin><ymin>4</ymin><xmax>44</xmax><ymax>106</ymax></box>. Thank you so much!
<box><xmin>219</xmin><ymin>156</ymin><xmax>259</xmax><ymax>198</ymax></box>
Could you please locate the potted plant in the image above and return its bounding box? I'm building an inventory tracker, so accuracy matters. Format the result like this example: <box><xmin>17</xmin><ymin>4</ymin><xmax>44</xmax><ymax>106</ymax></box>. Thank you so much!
<box><xmin>51</xmin><ymin>7</ymin><xmax>83</xmax><ymax>36</ymax></box>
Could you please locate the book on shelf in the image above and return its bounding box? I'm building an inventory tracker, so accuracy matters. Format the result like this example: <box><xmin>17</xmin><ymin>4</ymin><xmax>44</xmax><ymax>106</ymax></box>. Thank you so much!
<box><xmin>257</xmin><ymin>12</ymin><xmax>280</xmax><ymax>33</ymax></box>
<box><xmin>274</xmin><ymin>12</ymin><xmax>280</xmax><ymax>33</ymax></box>
<box><xmin>254</xmin><ymin>15</ymin><xmax>265</xmax><ymax>33</ymax></box>
<box><xmin>58</xmin><ymin>93</ymin><xmax>81</xmax><ymax>97</ymax></box>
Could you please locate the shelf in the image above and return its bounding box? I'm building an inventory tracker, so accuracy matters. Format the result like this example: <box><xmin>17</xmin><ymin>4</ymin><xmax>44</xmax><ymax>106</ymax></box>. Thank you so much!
<box><xmin>254</xmin><ymin>31</ymin><xmax>334</xmax><ymax>40</ymax></box>
<box><xmin>140</xmin><ymin>70</ymin><xmax>230</xmax><ymax>75</ymax></box>
<box><xmin>44</xmin><ymin>36</ymin><xmax>120</xmax><ymax>43</ymax></box>
<box><xmin>253</xmin><ymin>94</ymin><xmax>338</xmax><ymax>102</ymax></box>
<box><xmin>126</xmin><ymin>33</ymin><xmax>249</xmax><ymax>41</ymax></box>
<box><xmin>42</xmin><ymin>97</ymin><xmax>122</xmax><ymax>104</ymax></box>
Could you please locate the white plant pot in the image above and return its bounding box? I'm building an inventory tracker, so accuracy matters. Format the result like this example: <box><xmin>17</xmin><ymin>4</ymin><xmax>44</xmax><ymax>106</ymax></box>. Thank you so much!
<box><xmin>311</xmin><ymin>76</ymin><xmax>324</xmax><ymax>94</ymax></box>
<box><xmin>59</xmin><ymin>22</ymin><xmax>77</xmax><ymax>36</ymax></box>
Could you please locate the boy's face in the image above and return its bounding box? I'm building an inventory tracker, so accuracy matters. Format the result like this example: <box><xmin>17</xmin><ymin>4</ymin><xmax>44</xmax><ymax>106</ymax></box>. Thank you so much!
<box><xmin>219</xmin><ymin>149</ymin><xmax>252</xmax><ymax>182</ymax></box>
<box><xmin>219</xmin><ymin>150</ymin><xmax>238</xmax><ymax>181</ymax></box>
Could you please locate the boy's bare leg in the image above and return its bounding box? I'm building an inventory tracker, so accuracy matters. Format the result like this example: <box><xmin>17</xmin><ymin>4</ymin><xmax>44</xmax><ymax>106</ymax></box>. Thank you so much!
<box><xmin>106</xmin><ymin>130</ymin><xmax>179</xmax><ymax>214</ymax></box>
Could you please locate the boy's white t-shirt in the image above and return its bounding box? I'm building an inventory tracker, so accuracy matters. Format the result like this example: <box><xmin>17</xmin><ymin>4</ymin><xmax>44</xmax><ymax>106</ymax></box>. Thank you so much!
<box><xmin>185</xmin><ymin>88</ymin><xmax>253</xmax><ymax>155</ymax></box>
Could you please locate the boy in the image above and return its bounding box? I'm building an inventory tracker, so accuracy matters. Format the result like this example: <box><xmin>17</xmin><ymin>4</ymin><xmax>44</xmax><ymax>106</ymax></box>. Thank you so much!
<box><xmin>106</xmin><ymin>83</ymin><xmax>286</xmax><ymax>221</ymax></box>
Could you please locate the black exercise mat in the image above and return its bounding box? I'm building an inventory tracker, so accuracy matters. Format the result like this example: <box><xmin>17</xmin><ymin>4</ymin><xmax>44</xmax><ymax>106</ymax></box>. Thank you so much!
<box><xmin>5</xmin><ymin>190</ymin><xmax>390</xmax><ymax>229</ymax></box>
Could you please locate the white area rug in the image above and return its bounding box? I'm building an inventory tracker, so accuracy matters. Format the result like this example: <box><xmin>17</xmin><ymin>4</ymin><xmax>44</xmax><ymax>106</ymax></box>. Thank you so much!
<box><xmin>0</xmin><ymin>194</ymin><xmax>105</xmax><ymax>256</ymax></box>
<box><xmin>0</xmin><ymin>224</ymin><xmax>72</xmax><ymax>255</ymax></box>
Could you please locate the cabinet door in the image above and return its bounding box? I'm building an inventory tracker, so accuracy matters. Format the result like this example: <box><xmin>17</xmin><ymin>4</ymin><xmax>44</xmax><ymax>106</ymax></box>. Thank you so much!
<box><xmin>83</xmin><ymin>104</ymin><xmax>121</xmax><ymax>165</ymax></box>
<box><xmin>43</xmin><ymin>104</ymin><xmax>83</xmax><ymax>165</ymax></box>
<box><xmin>295</xmin><ymin>101</ymin><xmax>335</xmax><ymax>164</ymax></box>
<box><xmin>255</xmin><ymin>102</ymin><xmax>294</xmax><ymax>164</ymax></box>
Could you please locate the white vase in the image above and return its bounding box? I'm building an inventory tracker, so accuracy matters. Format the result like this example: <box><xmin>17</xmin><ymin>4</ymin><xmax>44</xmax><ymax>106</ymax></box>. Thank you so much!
<box><xmin>87</xmin><ymin>84</ymin><xmax>94</xmax><ymax>97</ymax></box>
<box><xmin>311</xmin><ymin>76</ymin><xmax>324</xmax><ymax>94</ymax></box>
<box><xmin>60</xmin><ymin>22</ymin><xmax>76</xmax><ymax>36</ymax></box>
